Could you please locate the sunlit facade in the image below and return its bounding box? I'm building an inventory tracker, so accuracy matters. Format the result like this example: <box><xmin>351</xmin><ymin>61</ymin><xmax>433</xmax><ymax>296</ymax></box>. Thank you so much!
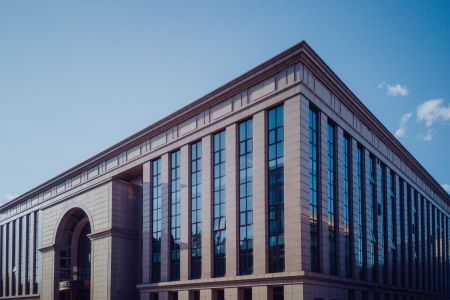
<box><xmin>0</xmin><ymin>41</ymin><xmax>449</xmax><ymax>300</ymax></box>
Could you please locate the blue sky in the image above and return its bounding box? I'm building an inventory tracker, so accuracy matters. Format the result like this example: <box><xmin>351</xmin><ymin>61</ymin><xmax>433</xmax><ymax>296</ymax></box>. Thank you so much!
<box><xmin>0</xmin><ymin>1</ymin><xmax>449</xmax><ymax>203</ymax></box>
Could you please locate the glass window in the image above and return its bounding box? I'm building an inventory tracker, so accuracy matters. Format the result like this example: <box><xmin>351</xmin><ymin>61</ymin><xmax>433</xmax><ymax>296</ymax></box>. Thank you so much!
<box><xmin>368</xmin><ymin>155</ymin><xmax>376</xmax><ymax>281</ymax></box>
<box><xmin>327</xmin><ymin>122</ymin><xmax>337</xmax><ymax>275</ymax></box>
<box><xmin>399</xmin><ymin>178</ymin><xmax>406</xmax><ymax>287</ymax></box>
<box><xmin>213</xmin><ymin>131</ymin><xmax>226</xmax><ymax>277</ymax></box>
<box><xmin>170</xmin><ymin>150</ymin><xmax>181</xmax><ymax>281</ymax></box>
<box><xmin>239</xmin><ymin>119</ymin><xmax>253</xmax><ymax>275</ymax></box>
<box><xmin>151</xmin><ymin>159</ymin><xmax>162</xmax><ymax>283</ymax></box>
<box><xmin>33</xmin><ymin>211</ymin><xmax>40</xmax><ymax>294</ymax></box>
<box><xmin>190</xmin><ymin>141</ymin><xmax>202</xmax><ymax>279</ymax></box>
<box><xmin>356</xmin><ymin>145</ymin><xmax>366</xmax><ymax>280</ymax></box>
<box><xmin>378</xmin><ymin>161</ymin><xmax>386</xmax><ymax>283</ymax></box>
<box><xmin>5</xmin><ymin>223</ymin><xmax>9</xmax><ymax>297</ymax></box>
<box><xmin>309</xmin><ymin>108</ymin><xmax>320</xmax><ymax>272</ymax></box>
<box><xmin>12</xmin><ymin>219</ymin><xmax>16</xmax><ymax>296</ymax></box>
<box><xmin>273</xmin><ymin>287</ymin><xmax>284</xmax><ymax>300</ymax></box>
<box><xmin>343</xmin><ymin>134</ymin><xmax>353</xmax><ymax>278</ymax></box>
<box><xmin>268</xmin><ymin>105</ymin><xmax>285</xmax><ymax>273</ymax></box>
<box><xmin>389</xmin><ymin>171</ymin><xmax>398</xmax><ymax>286</ymax></box>
<box><xmin>216</xmin><ymin>289</ymin><xmax>225</xmax><ymax>300</ymax></box>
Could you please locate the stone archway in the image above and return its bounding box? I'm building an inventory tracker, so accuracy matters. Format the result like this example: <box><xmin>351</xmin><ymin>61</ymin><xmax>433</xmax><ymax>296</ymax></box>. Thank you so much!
<box><xmin>54</xmin><ymin>208</ymin><xmax>92</xmax><ymax>300</ymax></box>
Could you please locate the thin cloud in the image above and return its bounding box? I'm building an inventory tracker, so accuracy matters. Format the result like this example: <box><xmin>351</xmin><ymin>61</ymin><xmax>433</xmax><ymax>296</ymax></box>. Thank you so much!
<box><xmin>416</xmin><ymin>98</ymin><xmax>450</xmax><ymax>127</ymax></box>
<box><xmin>421</xmin><ymin>128</ymin><xmax>436</xmax><ymax>142</ymax></box>
<box><xmin>378</xmin><ymin>82</ymin><xmax>409</xmax><ymax>97</ymax></box>
<box><xmin>442</xmin><ymin>183</ymin><xmax>450</xmax><ymax>194</ymax></box>
<box><xmin>394</xmin><ymin>112</ymin><xmax>412</xmax><ymax>138</ymax></box>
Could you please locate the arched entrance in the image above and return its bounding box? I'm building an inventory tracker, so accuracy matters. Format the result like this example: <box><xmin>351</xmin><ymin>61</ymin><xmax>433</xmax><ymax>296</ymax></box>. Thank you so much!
<box><xmin>55</xmin><ymin>208</ymin><xmax>91</xmax><ymax>300</ymax></box>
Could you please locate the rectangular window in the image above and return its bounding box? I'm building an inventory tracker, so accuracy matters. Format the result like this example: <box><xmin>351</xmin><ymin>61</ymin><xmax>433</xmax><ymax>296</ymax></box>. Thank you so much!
<box><xmin>309</xmin><ymin>108</ymin><xmax>320</xmax><ymax>272</ymax></box>
<box><xmin>33</xmin><ymin>212</ymin><xmax>39</xmax><ymax>294</ymax></box>
<box><xmin>12</xmin><ymin>219</ymin><xmax>16</xmax><ymax>296</ymax></box>
<box><xmin>216</xmin><ymin>289</ymin><xmax>225</xmax><ymax>300</ymax></box>
<box><xmin>343</xmin><ymin>134</ymin><xmax>353</xmax><ymax>278</ymax></box>
<box><xmin>356</xmin><ymin>145</ymin><xmax>366</xmax><ymax>280</ymax></box>
<box><xmin>327</xmin><ymin>122</ymin><xmax>337</xmax><ymax>275</ymax></box>
<box><xmin>427</xmin><ymin>201</ymin><xmax>432</xmax><ymax>290</ymax></box>
<box><xmin>238</xmin><ymin>119</ymin><xmax>253</xmax><ymax>275</ymax></box>
<box><xmin>190</xmin><ymin>141</ymin><xmax>202</xmax><ymax>279</ymax></box>
<box><xmin>273</xmin><ymin>287</ymin><xmax>284</xmax><ymax>300</ymax></box>
<box><xmin>151</xmin><ymin>158</ymin><xmax>162</xmax><ymax>283</ymax></box>
<box><xmin>213</xmin><ymin>131</ymin><xmax>226</xmax><ymax>277</ymax></box>
<box><xmin>432</xmin><ymin>205</ymin><xmax>436</xmax><ymax>292</ymax></box>
<box><xmin>268</xmin><ymin>105</ymin><xmax>285</xmax><ymax>273</ymax></box>
<box><xmin>399</xmin><ymin>178</ymin><xmax>406</xmax><ymax>287</ymax></box>
<box><xmin>26</xmin><ymin>214</ymin><xmax>31</xmax><ymax>294</ymax></box>
<box><xmin>420</xmin><ymin>195</ymin><xmax>426</xmax><ymax>290</ymax></box>
<box><xmin>389</xmin><ymin>171</ymin><xmax>398</xmax><ymax>286</ymax></box>
<box><xmin>407</xmin><ymin>186</ymin><xmax>414</xmax><ymax>288</ymax></box>
<box><xmin>5</xmin><ymin>223</ymin><xmax>9</xmax><ymax>297</ymax></box>
<box><xmin>414</xmin><ymin>190</ymin><xmax>420</xmax><ymax>289</ymax></box>
<box><xmin>18</xmin><ymin>217</ymin><xmax>23</xmax><ymax>295</ymax></box>
<box><xmin>243</xmin><ymin>288</ymin><xmax>252</xmax><ymax>300</ymax></box>
<box><xmin>378</xmin><ymin>161</ymin><xmax>387</xmax><ymax>283</ymax></box>
<box><xmin>170</xmin><ymin>150</ymin><xmax>181</xmax><ymax>281</ymax></box>
<box><xmin>368</xmin><ymin>155</ymin><xmax>377</xmax><ymax>281</ymax></box>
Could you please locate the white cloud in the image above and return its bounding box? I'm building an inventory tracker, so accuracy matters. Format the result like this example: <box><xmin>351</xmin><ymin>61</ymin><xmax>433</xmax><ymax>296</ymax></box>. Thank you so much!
<box><xmin>416</xmin><ymin>98</ymin><xmax>450</xmax><ymax>127</ymax></box>
<box><xmin>394</xmin><ymin>112</ymin><xmax>412</xmax><ymax>138</ymax></box>
<box><xmin>421</xmin><ymin>128</ymin><xmax>436</xmax><ymax>141</ymax></box>
<box><xmin>442</xmin><ymin>183</ymin><xmax>450</xmax><ymax>194</ymax></box>
<box><xmin>378</xmin><ymin>82</ymin><xmax>409</xmax><ymax>96</ymax></box>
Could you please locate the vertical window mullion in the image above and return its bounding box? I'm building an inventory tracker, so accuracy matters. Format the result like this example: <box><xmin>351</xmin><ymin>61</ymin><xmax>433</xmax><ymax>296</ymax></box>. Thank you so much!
<box><xmin>213</xmin><ymin>131</ymin><xmax>226</xmax><ymax>277</ymax></box>
<box><xmin>327</xmin><ymin>122</ymin><xmax>337</xmax><ymax>275</ymax></box>
<box><xmin>169</xmin><ymin>150</ymin><xmax>181</xmax><ymax>281</ymax></box>
<box><xmin>356</xmin><ymin>145</ymin><xmax>366</xmax><ymax>280</ymax></box>
<box><xmin>309</xmin><ymin>108</ymin><xmax>320</xmax><ymax>272</ymax></box>
<box><xmin>190</xmin><ymin>141</ymin><xmax>202</xmax><ymax>279</ymax></box>
<box><xmin>238</xmin><ymin>119</ymin><xmax>253</xmax><ymax>275</ymax></box>
<box><xmin>151</xmin><ymin>159</ymin><xmax>162</xmax><ymax>283</ymax></box>
<box><xmin>268</xmin><ymin>105</ymin><xmax>285</xmax><ymax>273</ymax></box>
<box><xmin>343</xmin><ymin>134</ymin><xmax>353</xmax><ymax>278</ymax></box>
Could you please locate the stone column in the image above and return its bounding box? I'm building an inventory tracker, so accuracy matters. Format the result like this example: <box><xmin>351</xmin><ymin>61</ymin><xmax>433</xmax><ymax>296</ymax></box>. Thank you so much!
<box><xmin>299</xmin><ymin>95</ymin><xmax>312</xmax><ymax>272</ymax></box>
<box><xmin>252</xmin><ymin>110</ymin><xmax>267</xmax><ymax>275</ymax></box>
<box><xmin>284</xmin><ymin>96</ymin><xmax>302</xmax><ymax>272</ymax></box>
<box><xmin>90</xmin><ymin>235</ymin><xmax>112</xmax><ymax>300</ymax></box>
<box><xmin>160</xmin><ymin>154</ymin><xmax>170</xmax><ymax>282</ymax></box>
<box><xmin>142</xmin><ymin>161</ymin><xmax>152</xmax><ymax>283</ymax></box>
<box><xmin>284</xmin><ymin>284</ymin><xmax>303</xmax><ymax>300</ymax></box>
<box><xmin>39</xmin><ymin>246</ymin><xmax>56</xmax><ymax>300</ymax></box>
<box><xmin>200</xmin><ymin>288</ymin><xmax>212</xmax><ymax>300</ymax></box>
<box><xmin>337</xmin><ymin>127</ymin><xmax>346</xmax><ymax>277</ymax></box>
<box><xmin>178</xmin><ymin>290</ymin><xmax>190</xmax><ymax>300</ymax></box>
<box><xmin>180</xmin><ymin>145</ymin><xmax>191</xmax><ymax>281</ymax></box>
<box><xmin>201</xmin><ymin>135</ymin><xmax>212</xmax><ymax>279</ymax></box>
<box><xmin>1</xmin><ymin>225</ymin><xmax>6</xmax><ymax>295</ymax></box>
<box><xmin>225</xmin><ymin>287</ymin><xmax>239</xmax><ymax>299</ymax></box>
<box><xmin>225</xmin><ymin>124</ymin><xmax>238</xmax><ymax>278</ymax></box>
<box><xmin>252</xmin><ymin>285</ymin><xmax>269</xmax><ymax>300</ymax></box>
<box><xmin>320</xmin><ymin>110</ymin><xmax>329</xmax><ymax>275</ymax></box>
<box><xmin>351</xmin><ymin>137</ymin><xmax>361</xmax><ymax>279</ymax></box>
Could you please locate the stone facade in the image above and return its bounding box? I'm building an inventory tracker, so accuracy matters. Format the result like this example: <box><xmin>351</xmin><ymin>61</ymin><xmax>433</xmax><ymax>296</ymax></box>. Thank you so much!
<box><xmin>0</xmin><ymin>41</ymin><xmax>449</xmax><ymax>300</ymax></box>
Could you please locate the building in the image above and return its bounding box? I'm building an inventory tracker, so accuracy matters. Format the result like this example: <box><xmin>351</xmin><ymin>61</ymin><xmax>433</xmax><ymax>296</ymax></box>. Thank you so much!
<box><xmin>0</xmin><ymin>41</ymin><xmax>449</xmax><ymax>300</ymax></box>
